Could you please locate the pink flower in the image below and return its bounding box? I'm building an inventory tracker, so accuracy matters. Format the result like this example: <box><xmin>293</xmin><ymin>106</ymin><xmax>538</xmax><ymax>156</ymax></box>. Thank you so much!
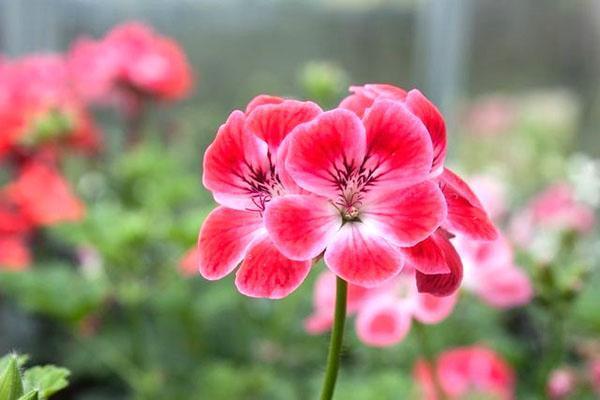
<box><xmin>511</xmin><ymin>183</ymin><xmax>595</xmax><ymax>243</ymax></box>
<box><xmin>589</xmin><ymin>359</ymin><xmax>600</xmax><ymax>394</ymax></box>
<box><xmin>414</xmin><ymin>346</ymin><xmax>515</xmax><ymax>400</ymax></box>
<box><xmin>179</xmin><ymin>247</ymin><xmax>200</xmax><ymax>277</ymax></box>
<box><xmin>69</xmin><ymin>22</ymin><xmax>193</xmax><ymax>102</ymax></box>
<box><xmin>5</xmin><ymin>161</ymin><xmax>85</xmax><ymax>226</ymax></box>
<box><xmin>468</xmin><ymin>175</ymin><xmax>508</xmax><ymax>220</ymax></box>
<box><xmin>463</xmin><ymin>95</ymin><xmax>516</xmax><ymax>137</ymax></box>
<box><xmin>547</xmin><ymin>368</ymin><xmax>576</xmax><ymax>399</ymax></box>
<box><xmin>330</xmin><ymin>84</ymin><xmax>496</xmax><ymax>294</ymax></box>
<box><xmin>197</xmin><ymin>96</ymin><xmax>322</xmax><ymax>298</ymax></box>
<box><xmin>305</xmin><ymin>270</ymin><xmax>457</xmax><ymax>347</ymax></box>
<box><xmin>264</xmin><ymin>98</ymin><xmax>447</xmax><ymax>287</ymax></box>
<box><xmin>0</xmin><ymin>236</ymin><xmax>30</xmax><ymax>270</ymax></box>
<box><xmin>455</xmin><ymin>234</ymin><xmax>533</xmax><ymax>308</ymax></box>
<box><xmin>0</xmin><ymin>54</ymin><xmax>102</xmax><ymax>154</ymax></box>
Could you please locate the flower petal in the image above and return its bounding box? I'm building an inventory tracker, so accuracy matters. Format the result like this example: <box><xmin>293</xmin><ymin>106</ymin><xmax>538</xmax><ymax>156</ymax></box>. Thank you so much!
<box><xmin>440</xmin><ymin>168</ymin><xmax>498</xmax><ymax>240</ymax></box>
<box><xmin>286</xmin><ymin>109</ymin><xmax>366</xmax><ymax>198</ymax></box>
<box><xmin>401</xmin><ymin>236</ymin><xmax>450</xmax><ymax>275</ymax></box>
<box><xmin>197</xmin><ymin>206</ymin><xmax>263</xmax><ymax>280</ymax></box>
<box><xmin>361</xmin><ymin>181</ymin><xmax>447</xmax><ymax>247</ymax></box>
<box><xmin>404</xmin><ymin>89</ymin><xmax>446</xmax><ymax>176</ymax></box>
<box><xmin>413</xmin><ymin>292</ymin><xmax>458</xmax><ymax>324</ymax></box>
<box><xmin>473</xmin><ymin>265</ymin><xmax>533</xmax><ymax>309</ymax></box>
<box><xmin>340</xmin><ymin>84</ymin><xmax>408</xmax><ymax>117</ymax></box>
<box><xmin>245</xmin><ymin>94</ymin><xmax>284</xmax><ymax>114</ymax></box>
<box><xmin>202</xmin><ymin>110</ymin><xmax>269</xmax><ymax>210</ymax></box>
<box><xmin>235</xmin><ymin>233</ymin><xmax>312</xmax><ymax>299</ymax></box>
<box><xmin>416</xmin><ymin>232</ymin><xmax>463</xmax><ymax>296</ymax></box>
<box><xmin>356</xmin><ymin>297</ymin><xmax>412</xmax><ymax>347</ymax></box>
<box><xmin>245</xmin><ymin>100</ymin><xmax>322</xmax><ymax>151</ymax></box>
<box><xmin>264</xmin><ymin>194</ymin><xmax>342</xmax><ymax>260</ymax></box>
<box><xmin>324</xmin><ymin>223</ymin><xmax>403</xmax><ymax>287</ymax></box>
<box><xmin>362</xmin><ymin>99</ymin><xmax>433</xmax><ymax>187</ymax></box>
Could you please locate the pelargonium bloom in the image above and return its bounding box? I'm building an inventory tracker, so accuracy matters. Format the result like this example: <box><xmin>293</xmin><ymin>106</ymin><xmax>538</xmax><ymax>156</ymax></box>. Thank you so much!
<box><xmin>264</xmin><ymin>100</ymin><xmax>447</xmax><ymax>287</ymax></box>
<box><xmin>5</xmin><ymin>161</ymin><xmax>85</xmax><ymax>226</ymax></box>
<box><xmin>0</xmin><ymin>54</ymin><xmax>101</xmax><ymax>156</ymax></box>
<box><xmin>414</xmin><ymin>345</ymin><xmax>515</xmax><ymax>400</ymax></box>
<box><xmin>69</xmin><ymin>22</ymin><xmax>193</xmax><ymax>102</ymax></box>
<box><xmin>547</xmin><ymin>368</ymin><xmax>576</xmax><ymax>399</ymax></box>
<box><xmin>0</xmin><ymin>236</ymin><xmax>30</xmax><ymax>270</ymax></box>
<box><xmin>306</xmin><ymin>270</ymin><xmax>457</xmax><ymax>347</ymax></box>
<box><xmin>197</xmin><ymin>96</ymin><xmax>322</xmax><ymax>298</ymax></box>
<box><xmin>455</xmin><ymin>234</ymin><xmax>533</xmax><ymax>309</ymax></box>
<box><xmin>335</xmin><ymin>84</ymin><xmax>497</xmax><ymax>294</ymax></box>
<box><xmin>511</xmin><ymin>182</ymin><xmax>595</xmax><ymax>244</ymax></box>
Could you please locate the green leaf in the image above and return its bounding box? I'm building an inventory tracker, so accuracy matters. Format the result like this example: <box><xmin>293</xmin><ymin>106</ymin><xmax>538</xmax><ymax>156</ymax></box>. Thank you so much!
<box><xmin>18</xmin><ymin>390</ymin><xmax>39</xmax><ymax>400</ymax></box>
<box><xmin>22</xmin><ymin>366</ymin><xmax>70</xmax><ymax>400</ymax></box>
<box><xmin>0</xmin><ymin>356</ymin><xmax>24</xmax><ymax>400</ymax></box>
<box><xmin>0</xmin><ymin>355</ymin><xmax>28</xmax><ymax>374</ymax></box>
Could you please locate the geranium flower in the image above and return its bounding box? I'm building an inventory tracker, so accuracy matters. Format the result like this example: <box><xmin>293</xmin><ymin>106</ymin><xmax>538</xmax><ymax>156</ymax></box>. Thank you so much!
<box><xmin>333</xmin><ymin>84</ymin><xmax>497</xmax><ymax>294</ymax></box>
<box><xmin>414</xmin><ymin>345</ymin><xmax>515</xmax><ymax>400</ymax></box>
<box><xmin>198</xmin><ymin>96</ymin><xmax>322</xmax><ymax>298</ymax></box>
<box><xmin>547</xmin><ymin>368</ymin><xmax>576</xmax><ymax>399</ymax></box>
<box><xmin>511</xmin><ymin>183</ymin><xmax>595</xmax><ymax>244</ymax></box>
<box><xmin>0</xmin><ymin>54</ymin><xmax>101</xmax><ymax>155</ymax></box>
<box><xmin>179</xmin><ymin>247</ymin><xmax>199</xmax><ymax>277</ymax></box>
<box><xmin>264</xmin><ymin>101</ymin><xmax>447</xmax><ymax>287</ymax></box>
<box><xmin>306</xmin><ymin>270</ymin><xmax>457</xmax><ymax>347</ymax></box>
<box><xmin>0</xmin><ymin>236</ymin><xmax>30</xmax><ymax>270</ymax></box>
<box><xmin>455</xmin><ymin>234</ymin><xmax>533</xmax><ymax>309</ymax></box>
<box><xmin>5</xmin><ymin>161</ymin><xmax>85</xmax><ymax>226</ymax></box>
<box><xmin>69</xmin><ymin>22</ymin><xmax>193</xmax><ymax>102</ymax></box>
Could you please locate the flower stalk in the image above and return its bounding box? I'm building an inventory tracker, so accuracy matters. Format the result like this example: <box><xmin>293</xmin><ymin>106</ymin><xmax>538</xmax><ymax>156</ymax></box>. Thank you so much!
<box><xmin>319</xmin><ymin>276</ymin><xmax>348</xmax><ymax>400</ymax></box>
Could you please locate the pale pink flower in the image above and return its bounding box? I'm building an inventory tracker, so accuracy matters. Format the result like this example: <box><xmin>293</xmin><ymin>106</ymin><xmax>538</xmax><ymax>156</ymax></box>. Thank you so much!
<box><xmin>305</xmin><ymin>270</ymin><xmax>457</xmax><ymax>347</ymax></box>
<box><xmin>547</xmin><ymin>368</ymin><xmax>576</xmax><ymax>399</ymax></box>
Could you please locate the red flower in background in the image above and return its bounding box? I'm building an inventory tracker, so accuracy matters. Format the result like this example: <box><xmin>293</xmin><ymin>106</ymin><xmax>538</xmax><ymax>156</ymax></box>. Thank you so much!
<box><xmin>0</xmin><ymin>54</ymin><xmax>101</xmax><ymax>157</ymax></box>
<box><xmin>69</xmin><ymin>22</ymin><xmax>193</xmax><ymax>102</ymax></box>
<box><xmin>0</xmin><ymin>236</ymin><xmax>30</xmax><ymax>270</ymax></box>
<box><xmin>5</xmin><ymin>161</ymin><xmax>85</xmax><ymax>226</ymax></box>
<box><xmin>414</xmin><ymin>346</ymin><xmax>515</xmax><ymax>400</ymax></box>
<box><xmin>306</xmin><ymin>270</ymin><xmax>457</xmax><ymax>347</ymax></box>
<box><xmin>198</xmin><ymin>95</ymin><xmax>322</xmax><ymax>298</ymax></box>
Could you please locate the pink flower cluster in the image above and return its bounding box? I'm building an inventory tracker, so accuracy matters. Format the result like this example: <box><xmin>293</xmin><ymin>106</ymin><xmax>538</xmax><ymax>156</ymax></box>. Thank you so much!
<box><xmin>196</xmin><ymin>84</ymin><xmax>497</xmax><ymax>299</ymax></box>
<box><xmin>511</xmin><ymin>182</ymin><xmax>595</xmax><ymax>244</ymax></box>
<box><xmin>0</xmin><ymin>22</ymin><xmax>193</xmax><ymax>270</ymax></box>
<box><xmin>414</xmin><ymin>345</ymin><xmax>515</xmax><ymax>400</ymax></box>
<box><xmin>68</xmin><ymin>22</ymin><xmax>193</xmax><ymax>104</ymax></box>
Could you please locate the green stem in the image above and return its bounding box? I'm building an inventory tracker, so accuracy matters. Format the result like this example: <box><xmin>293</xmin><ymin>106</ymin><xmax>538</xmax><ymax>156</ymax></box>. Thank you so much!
<box><xmin>319</xmin><ymin>277</ymin><xmax>348</xmax><ymax>400</ymax></box>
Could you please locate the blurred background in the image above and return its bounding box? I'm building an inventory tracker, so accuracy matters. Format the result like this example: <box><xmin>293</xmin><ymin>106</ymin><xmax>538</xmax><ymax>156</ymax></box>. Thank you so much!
<box><xmin>0</xmin><ymin>0</ymin><xmax>599</xmax><ymax>399</ymax></box>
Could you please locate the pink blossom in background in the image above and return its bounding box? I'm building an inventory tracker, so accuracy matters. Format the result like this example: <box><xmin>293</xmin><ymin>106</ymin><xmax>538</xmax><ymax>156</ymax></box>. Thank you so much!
<box><xmin>590</xmin><ymin>359</ymin><xmax>600</xmax><ymax>394</ymax></box>
<box><xmin>511</xmin><ymin>183</ymin><xmax>595</xmax><ymax>244</ymax></box>
<box><xmin>463</xmin><ymin>95</ymin><xmax>516</xmax><ymax>137</ymax></box>
<box><xmin>0</xmin><ymin>236</ymin><xmax>30</xmax><ymax>270</ymax></box>
<box><xmin>198</xmin><ymin>95</ymin><xmax>322</xmax><ymax>298</ymax></box>
<box><xmin>547</xmin><ymin>368</ymin><xmax>576</xmax><ymax>399</ymax></box>
<box><xmin>179</xmin><ymin>247</ymin><xmax>200</xmax><ymax>277</ymax></box>
<box><xmin>414</xmin><ymin>345</ymin><xmax>515</xmax><ymax>400</ymax></box>
<box><xmin>305</xmin><ymin>270</ymin><xmax>457</xmax><ymax>347</ymax></box>
<box><xmin>468</xmin><ymin>174</ymin><xmax>508</xmax><ymax>220</ymax></box>
<box><xmin>0</xmin><ymin>54</ymin><xmax>101</xmax><ymax>156</ymax></box>
<box><xmin>69</xmin><ymin>22</ymin><xmax>193</xmax><ymax>103</ymax></box>
<box><xmin>455</xmin><ymin>235</ymin><xmax>533</xmax><ymax>309</ymax></box>
<box><xmin>5</xmin><ymin>161</ymin><xmax>85</xmax><ymax>226</ymax></box>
